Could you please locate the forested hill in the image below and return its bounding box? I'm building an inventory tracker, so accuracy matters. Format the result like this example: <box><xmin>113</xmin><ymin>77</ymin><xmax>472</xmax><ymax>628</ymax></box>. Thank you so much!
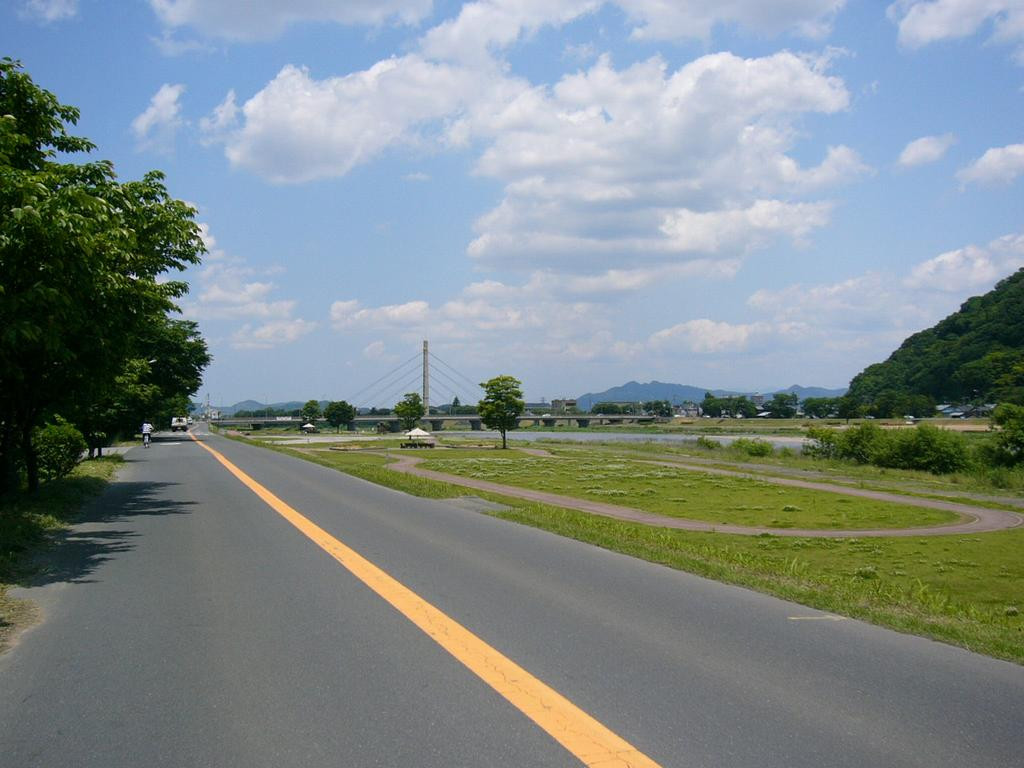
<box><xmin>847</xmin><ymin>268</ymin><xmax>1024</xmax><ymax>405</ymax></box>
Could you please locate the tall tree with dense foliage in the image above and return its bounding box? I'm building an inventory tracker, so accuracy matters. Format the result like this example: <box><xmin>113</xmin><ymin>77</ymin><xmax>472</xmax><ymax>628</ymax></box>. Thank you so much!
<box><xmin>324</xmin><ymin>400</ymin><xmax>355</xmax><ymax>432</ymax></box>
<box><xmin>478</xmin><ymin>375</ymin><xmax>524</xmax><ymax>449</ymax></box>
<box><xmin>301</xmin><ymin>400</ymin><xmax>322</xmax><ymax>424</ymax></box>
<box><xmin>394</xmin><ymin>392</ymin><xmax>425</xmax><ymax>430</ymax></box>
<box><xmin>0</xmin><ymin>60</ymin><xmax>207</xmax><ymax>493</ymax></box>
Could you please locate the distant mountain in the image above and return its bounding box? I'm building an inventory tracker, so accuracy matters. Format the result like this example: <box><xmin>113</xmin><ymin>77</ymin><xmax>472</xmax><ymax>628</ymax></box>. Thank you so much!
<box><xmin>576</xmin><ymin>381</ymin><xmax>846</xmax><ymax>411</ymax></box>
<box><xmin>219</xmin><ymin>400</ymin><xmax>307</xmax><ymax>416</ymax></box>
<box><xmin>847</xmin><ymin>268</ymin><xmax>1024</xmax><ymax>404</ymax></box>
<box><xmin>773</xmin><ymin>385</ymin><xmax>847</xmax><ymax>400</ymax></box>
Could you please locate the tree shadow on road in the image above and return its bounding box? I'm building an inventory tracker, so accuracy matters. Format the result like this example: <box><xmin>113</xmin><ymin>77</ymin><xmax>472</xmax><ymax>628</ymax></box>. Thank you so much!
<box><xmin>16</xmin><ymin>480</ymin><xmax>195</xmax><ymax>588</ymax></box>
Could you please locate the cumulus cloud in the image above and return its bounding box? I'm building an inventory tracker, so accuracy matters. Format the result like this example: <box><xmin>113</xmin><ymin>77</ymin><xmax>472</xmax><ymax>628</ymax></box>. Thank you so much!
<box><xmin>903</xmin><ymin>233</ymin><xmax>1024</xmax><ymax>290</ymax></box>
<box><xmin>748</xmin><ymin>233</ymin><xmax>1024</xmax><ymax>344</ymax></box>
<box><xmin>231</xmin><ymin>319</ymin><xmax>317</xmax><ymax>350</ymax></box>
<box><xmin>421</xmin><ymin>0</ymin><xmax>845</xmax><ymax>63</ymax></box>
<box><xmin>209</xmin><ymin>59</ymin><xmax>489</xmax><ymax>183</ymax></box>
<box><xmin>888</xmin><ymin>0</ymin><xmax>1024</xmax><ymax>59</ymax></box>
<box><xmin>659</xmin><ymin>200</ymin><xmax>834</xmax><ymax>254</ymax></box>
<box><xmin>149</xmin><ymin>0</ymin><xmax>432</xmax><ymax>40</ymax></box>
<box><xmin>956</xmin><ymin>142</ymin><xmax>1024</xmax><ymax>185</ymax></box>
<box><xmin>20</xmin><ymin>0</ymin><xmax>77</xmax><ymax>21</ymax></box>
<box><xmin>464</xmin><ymin>51</ymin><xmax>860</xmax><ymax>270</ymax></box>
<box><xmin>132</xmin><ymin>83</ymin><xmax>187</xmax><ymax>153</ymax></box>
<box><xmin>619</xmin><ymin>0</ymin><xmax>846</xmax><ymax>41</ymax></box>
<box><xmin>182</xmin><ymin>223</ymin><xmax>316</xmax><ymax>349</ymax></box>
<box><xmin>648</xmin><ymin>319</ymin><xmax>770</xmax><ymax>354</ymax></box>
<box><xmin>898</xmin><ymin>133</ymin><xmax>955</xmax><ymax>166</ymax></box>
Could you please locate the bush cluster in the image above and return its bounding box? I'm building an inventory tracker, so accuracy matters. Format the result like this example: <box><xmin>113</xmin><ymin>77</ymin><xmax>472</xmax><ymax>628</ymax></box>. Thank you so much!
<box><xmin>34</xmin><ymin>418</ymin><xmax>87</xmax><ymax>482</ymax></box>
<box><xmin>730</xmin><ymin>438</ymin><xmax>774</xmax><ymax>457</ymax></box>
<box><xmin>804</xmin><ymin>423</ymin><xmax>970</xmax><ymax>474</ymax></box>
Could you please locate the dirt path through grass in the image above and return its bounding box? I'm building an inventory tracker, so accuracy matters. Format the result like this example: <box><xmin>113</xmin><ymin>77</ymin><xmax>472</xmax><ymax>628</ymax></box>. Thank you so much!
<box><xmin>387</xmin><ymin>454</ymin><xmax>1024</xmax><ymax>537</ymax></box>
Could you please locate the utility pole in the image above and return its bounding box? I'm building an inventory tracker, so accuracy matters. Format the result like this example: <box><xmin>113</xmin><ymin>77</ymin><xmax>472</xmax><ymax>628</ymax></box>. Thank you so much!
<box><xmin>422</xmin><ymin>340</ymin><xmax>429</xmax><ymax>417</ymax></box>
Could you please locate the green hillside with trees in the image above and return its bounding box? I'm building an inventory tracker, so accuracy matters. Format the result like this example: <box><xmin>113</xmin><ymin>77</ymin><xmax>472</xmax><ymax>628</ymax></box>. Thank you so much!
<box><xmin>847</xmin><ymin>268</ymin><xmax>1024</xmax><ymax>410</ymax></box>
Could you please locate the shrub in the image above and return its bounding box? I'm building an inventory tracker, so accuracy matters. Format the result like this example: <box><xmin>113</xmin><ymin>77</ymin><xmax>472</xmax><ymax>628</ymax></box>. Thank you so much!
<box><xmin>874</xmin><ymin>424</ymin><xmax>970</xmax><ymax>474</ymax></box>
<box><xmin>990</xmin><ymin>403</ymin><xmax>1024</xmax><ymax>466</ymax></box>
<box><xmin>34</xmin><ymin>418</ymin><xmax>87</xmax><ymax>482</ymax></box>
<box><xmin>695</xmin><ymin>435</ymin><xmax>719</xmax><ymax>450</ymax></box>
<box><xmin>836</xmin><ymin>422</ymin><xmax>890</xmax><ymax>464</ymax></box>
<box><xmin>731</xmin><ymin>438</ymin><xmax>773</xmax><ymax>457</ymax></box>
<box><xmin>804</xmin><ymin>426</ymin><xmax>839</xmax><ymax>458</ymax></box>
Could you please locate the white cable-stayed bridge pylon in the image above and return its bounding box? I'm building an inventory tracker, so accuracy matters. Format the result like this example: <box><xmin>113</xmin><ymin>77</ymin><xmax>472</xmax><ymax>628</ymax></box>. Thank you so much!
<box><xmin>344</xmin><ymin>342</ymin><xmax>487</xmax><ymax>415</ymax></box>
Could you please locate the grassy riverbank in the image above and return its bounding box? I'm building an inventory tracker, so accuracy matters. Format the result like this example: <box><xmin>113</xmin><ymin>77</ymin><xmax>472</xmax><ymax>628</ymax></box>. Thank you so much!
<box><xmin>261</xmin><ymin>438</ymin><xmax>1023</xmax><ymax>663</ymax></box>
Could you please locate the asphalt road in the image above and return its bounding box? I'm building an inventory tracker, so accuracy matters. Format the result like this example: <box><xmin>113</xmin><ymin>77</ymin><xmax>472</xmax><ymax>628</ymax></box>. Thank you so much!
<box><xmin>1</xmin><ymin>427</ymin><xmax>1021</xmax><ymax>767</ymax></box>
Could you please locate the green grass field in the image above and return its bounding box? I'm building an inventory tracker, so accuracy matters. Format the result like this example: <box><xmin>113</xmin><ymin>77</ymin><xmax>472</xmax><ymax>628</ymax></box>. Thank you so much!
<box><xmin>419</xmin><ymin>453</ymin><xmax>959</xmax><ymax>529</ymax></box>
<box><xmin>271</xmin><ymin>441</ymin><xmax>1024</xmax><ymax>663</ymax></box>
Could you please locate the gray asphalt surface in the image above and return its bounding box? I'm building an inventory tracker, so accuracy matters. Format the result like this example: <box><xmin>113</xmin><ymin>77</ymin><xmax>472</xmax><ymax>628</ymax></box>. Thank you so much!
<box><xmin>1</xmin><ymin>426</ymin><xmax>1022</xmax><ymax>767</ymax></box>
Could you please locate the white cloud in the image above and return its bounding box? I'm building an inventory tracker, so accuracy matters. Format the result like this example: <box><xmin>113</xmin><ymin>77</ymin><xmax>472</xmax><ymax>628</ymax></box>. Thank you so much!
<box><xmin>149</xmin><ymin>0</ymin><xmax>432</xmax><ymax>40</ymax></box>
<box><xmin>889</xmin><ymin>0</ymin><xmax>1024</xmax><ymax>59</ymax></box>
<box><xmin>421</xmin><ymin>0</ymin><xmax>845</xmax><ymax>63</ymax></box>
<box><xmin>465</xmin><ymin>51</ymin><xmax>859</xmax><ymax>270</ymax></box>
<box><xmin>231</xmin><ymin>319</ymin><xmax>317</xmax><ymax>350</ymax></box>
<box><xmin>363</xmin><ymin>341</ymin><xmax>390</xmax><ymax>359</ymax></box>
<box><xmin>213</xmin><ymin>60</ymin><xmax>489</xmax><ymax>183</ymax></box>
<box><xmin>181</xmin><ymin>223</ymin><xmax>316</xmax><ymax>349</ymax></box>
<box><xmin>20</xmin><ymin>0</ymin><xmax>77</xmax><ymax>22</ymax></box>
<box><xmin>619</xmin><ymin>0</ymin><xmax>846</xmax><ymax>41</ymax></box>
<box><xmin>659</xmin><ymin>200</ymin><xmax>834</xmax><ymax>254</ymax></box>
<box><xmin>131</xmin><ymin>83</ymin><xmax>186</xmax><ymax>153</ymax></box>
<box><xmin>956</xmin><ymin>142</ymin><xmax>1024</xmax><ymax>185</ymax></box>
<box><xmin>648</xmin><ymin>319</ymin><xmax>770</xmax><ymax>354</ymax></box>
<box><xmin>748</xmin><ymin>233</ymin><xmax>1024</xmax><ymax>344</ymax></box>
<box><xmin>898</xmin><ymin>133</ymin><xmax>955</xmax><ymax>166</ymax></box>
<box><xmin>903</xmin><ymin>233</ymin><xmax>1024</xmax><ymax>290</ymax></box>
<box><xmin>199</xmin><ymin>90</ymin><xmax>238</xmax><ymax>145</ymax></box>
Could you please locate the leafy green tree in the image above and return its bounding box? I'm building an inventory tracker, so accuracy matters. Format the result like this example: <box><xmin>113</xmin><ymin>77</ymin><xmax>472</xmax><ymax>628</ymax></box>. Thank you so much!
<box><xmin>0</xmin><ymin>60</ymin><xmax>206</xmax><ymax>493</ymax></box>
<box><xmin>802</xmin><ymin>397</ymin><xmax>837</xmax><ymax>419</ymax></box>
<box><xmin>301</xmin><ymin>400</ymin><xmax>322</xmax><ymax>424</ymax></box>
<box><xmin>324</xmin><ymin>400</ymin><xmax>355</xmax><ymax>432</ymax></box>
<box><xmin>767</xmin><ymin>393</ymin><xmax>798</xmax><ymax>418</ymax></box>
<box><xmin>478</xmin><ymin>375</ymin><xmax>524</xmax><ymax>449</ymax></box>
<box><xmin>592</xmin><ymin>402</ymin><xmax>622</xmax><ymax>414</ymax></box>
<box><xmin>990</xmin><ymin>403</ymin><xmax>1024</xmax><ymax>465</ymax></box>
<box><xmin>394</xmin><ymin>392</ymin><xmax>425</xmax><ymax>430</ymax></box>
<box><xmin>643</xmin><ymin>400</ymin><xmax>673</xmax><ymax>417</ymax></box>
<box><xmin>836</xmin><ymin>396</ymin><xmax>864</xmax><ymax>423</ymax></box>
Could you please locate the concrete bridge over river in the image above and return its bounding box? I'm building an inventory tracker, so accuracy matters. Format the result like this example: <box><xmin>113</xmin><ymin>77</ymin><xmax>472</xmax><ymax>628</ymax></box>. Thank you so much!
<box><xmin>213</xmin><ymin>413</ymin><xmax>663</xmax><ymax>432</ymax></box>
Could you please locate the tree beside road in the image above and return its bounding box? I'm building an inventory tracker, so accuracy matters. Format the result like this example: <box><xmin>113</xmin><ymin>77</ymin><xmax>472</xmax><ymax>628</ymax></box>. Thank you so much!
<box><xmin>0</xmin><ymin>59</ymin><xmax>209</xmax><ymax>493</ymax></box>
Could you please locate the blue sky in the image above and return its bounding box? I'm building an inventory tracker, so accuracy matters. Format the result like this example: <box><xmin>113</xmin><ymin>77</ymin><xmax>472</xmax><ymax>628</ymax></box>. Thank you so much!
<box><xmin>5</xmin><ymin>1</ymin><xmax>1024</xmax><ymax>407</ymax></box>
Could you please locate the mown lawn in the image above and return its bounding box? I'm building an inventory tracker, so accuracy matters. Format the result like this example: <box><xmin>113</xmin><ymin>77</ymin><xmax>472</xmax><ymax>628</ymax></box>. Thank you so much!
<box><xmin>272</xmin><ymin>442</ymin><xmax>1024</xmax><ymax>664</ymax></box>
<box><xmin>419</xmin><ymin>453</ymin><xmax>959</xmax><ymax>530</ymax></box>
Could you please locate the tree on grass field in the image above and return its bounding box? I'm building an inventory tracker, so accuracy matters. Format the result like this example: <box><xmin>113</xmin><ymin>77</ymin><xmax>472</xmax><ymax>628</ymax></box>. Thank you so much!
<box><xmin>0</xmin><ymin>59</ymin><xmax>209</xmax><ymax>494</ymax></box>
<box><xmin>324</xmin><ymin>400</ymin><xmax>355</xmax><ymax>432</ymax></box>
<box><xmin>301</xmin><ymin>400</ymin><xmax>322</xmax><ymax>424</ymax></box>
<box><xmin>394</xmin><ymin>392</ymin><xmax>425</xmax><ymax>430</ymax></box>
<box><xmin>478</xmin><ymin>375</ymin><xmax>524</xmax><ymax>449</ymax></box>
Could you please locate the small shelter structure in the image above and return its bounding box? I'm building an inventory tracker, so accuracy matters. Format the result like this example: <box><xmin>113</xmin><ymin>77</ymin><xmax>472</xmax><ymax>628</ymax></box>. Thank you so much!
<box><xmin>402</xmin><ymin>427</ymin><xmax>436</xmax><ymax>448</ymax></box>
<box><xmin>301</xmin><ymin>422</ymin><xmax>318</xmax><ymax>433</ymax></box>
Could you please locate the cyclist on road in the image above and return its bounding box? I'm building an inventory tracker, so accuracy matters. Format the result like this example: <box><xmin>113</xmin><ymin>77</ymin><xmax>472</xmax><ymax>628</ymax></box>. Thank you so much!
<box><xmin>141</xmin><ymin>421</ymin><xmax>154</xmax><ymax>447</ymax></box>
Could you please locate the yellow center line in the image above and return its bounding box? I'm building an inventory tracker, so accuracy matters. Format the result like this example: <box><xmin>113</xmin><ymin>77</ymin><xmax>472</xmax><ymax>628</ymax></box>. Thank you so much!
<box><xmin>190</xmin><ymin>433</ymin><xmax>662</xmax><ymax>768</ymax></box>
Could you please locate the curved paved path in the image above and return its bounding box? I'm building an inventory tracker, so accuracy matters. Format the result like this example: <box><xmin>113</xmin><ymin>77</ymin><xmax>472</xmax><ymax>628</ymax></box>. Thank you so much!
<box><xmin>385</xmin><ymin>454</ymin><xmax>1024</xmax><ymax>538</ymax></box>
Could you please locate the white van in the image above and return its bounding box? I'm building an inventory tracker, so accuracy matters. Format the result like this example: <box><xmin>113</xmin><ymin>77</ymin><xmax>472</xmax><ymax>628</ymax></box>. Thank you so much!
<box><xmin>170</xmin><ymin>417</ymin><xmax>189</xmax><ymax>432</ymax></box>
